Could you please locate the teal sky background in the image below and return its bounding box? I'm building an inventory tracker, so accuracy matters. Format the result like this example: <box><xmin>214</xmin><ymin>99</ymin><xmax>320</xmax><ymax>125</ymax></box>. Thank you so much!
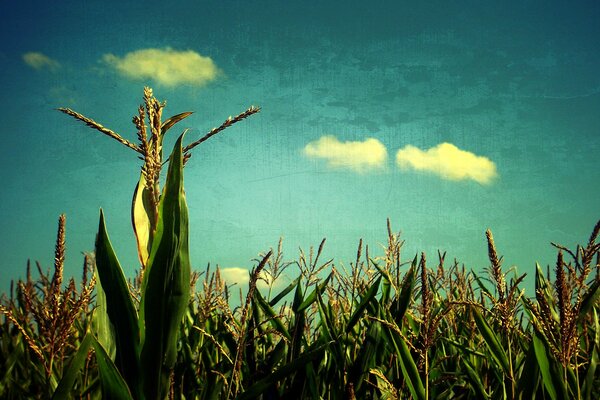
<box><xmin>1</xmin><ymin>1</ymin><xmax>599</xmax><ymax>294</ymax></box>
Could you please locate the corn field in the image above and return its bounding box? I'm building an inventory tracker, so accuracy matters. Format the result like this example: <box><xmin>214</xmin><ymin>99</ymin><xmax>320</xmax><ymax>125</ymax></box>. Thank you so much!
<box><xmin>1</xmin><ymin>89</ymin><xmax>598</xmax><ymax>399</ymax></box>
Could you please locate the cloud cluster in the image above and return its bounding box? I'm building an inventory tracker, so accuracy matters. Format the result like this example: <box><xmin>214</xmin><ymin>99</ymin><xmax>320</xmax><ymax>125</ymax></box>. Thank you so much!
<box><xmin>303</xmin><ymin>135</ymin><xmax>387</xmax><ymax>173</ymax></box>
<box><xmin>103</xmin><ymin>48</ymin><xmax>219</xmax><ymax>87</ymax></box>
<box><xmin>396</xmin><ymin>142</ymin><xmax>497</xmax><ymax>184</ymax></box>
<box><xmin>22</xmin><ymin>52</ymin><xmax>60</xmax><ymax>71</ymax></box>
<box><xmin>303</xmin><ymin>135</ymin><xmax>498</xmax><ymax>184</ymax></box>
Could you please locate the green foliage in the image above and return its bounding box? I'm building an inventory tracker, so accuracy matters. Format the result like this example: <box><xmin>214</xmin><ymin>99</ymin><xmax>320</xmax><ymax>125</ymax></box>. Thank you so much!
<box><xmin>1</xmin><ymin>88</ymin><xmax>598</xmax><ymax>399</ymax></box>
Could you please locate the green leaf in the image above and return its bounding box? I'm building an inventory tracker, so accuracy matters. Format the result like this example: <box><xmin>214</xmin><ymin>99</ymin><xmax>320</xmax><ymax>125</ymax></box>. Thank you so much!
<box><xmin>576</xmin><ymin>278</ymin><xmax>600</xmax><ymax>325</ymax></box>
<box><xmin>236</xmin><ymin>343</ymin><xmax>328</xmax><ymax>400</ymax></box>
<box><xmin>394</xmin><ymin>258</ymin><xmax>417</xmax><ymax>323</ymax></box>
<box><xmin>462</xmin><ymin>357</ymin><xmax>490</xmax><ymax>399</ymax></box>
<box><xmin>471</xmin><ymin>306</ymin><xmax>510</xmax><ymax>374</ymax></box>
<box><xmin>346</xmin><ymin>276</ymin><xmax>382</xmax><ymax>334</ymax></box>
<box><xmin>92</xmin><ymin>269</ymin><xmax>115</xmax><ymax>360</ymax></box>
<box><xmin>140</xmin><ymin>133</ymin><xmax>191</xmax><ymax>400</ymax></box>
<box><xmin>516</xmin><ymin>341</ymin><xmax>540</xmax><ymax>399</ymax></box>
<box><xmin>253</xmin><ymin>290</ymin><xmax>292</xmax><ymax>342</ymax></box>
<box><xmin>269</xmin><ymin>276</ymin><xmax>300</xmax><ymax>307</ymax></box>
<box><xmin>91</xmin><ymin>337</ymin><xmax>134</xmax><ymax>400</ymax></box>
<box><xmin>583</xmin><ymin>308</ymin><xmax>598</xmax><ymax>400</ymax></box>
<box><xmin>291</xmin><ymin>278</ymin><xmax>304</xmax><ymax>313</ymax></box>
<box><xmin>297</xmin><ymin>271</ymin><xmax>334</xmax><ymax>313</ymax></box>
<box><xmin>52</xmin><ymin>333</ymin><xmax>94</xmax><ymax>400</ymax></box>
<box><xmin>397</xmin><ymin>335</ymin><xmax>426</xmax><ymax>400</ymax></box>
<box><xmin>95</xmin><ymin>210</ymin><xmax>141</xmax><ymax>398</ymax></box>
<box><xmin>161</xmin><ymin>111</ymin><xmax>193</xmax><ymax>134</ymax></box>
<box><xmin>473</xmin><ymin>274</ymin><xmax>494</xmax><ymax>301</ymax></box>
<box><xmin>532</xmin><ymin>330</ymin><xmax>558</xmax><ymax>400</ymax></box>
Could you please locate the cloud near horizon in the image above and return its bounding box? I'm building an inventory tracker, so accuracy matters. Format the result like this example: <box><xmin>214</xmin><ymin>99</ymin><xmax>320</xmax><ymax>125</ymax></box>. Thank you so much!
<box><xmin>103</xmin><ymin>48</ymin><xmax>219</xmax><ymax>87</ymax></box>
<box><xmin>395</xmin><ymin>142</ymin><xmax>498</xmax><ymax>184</ymax></box>
<box><xmin>303</xmin><ymin>135</ymin><xmax>387</xmax><ymax>173</ymax></box>
<box><xmin>22</xmin><ymin>52</ymin><xmax>60</xmax><ymax>71</ymax></box>
<box><xmin>219</xmin><ymin>267</ymin><xmax>282</xmax><ymax>290</ymax></box>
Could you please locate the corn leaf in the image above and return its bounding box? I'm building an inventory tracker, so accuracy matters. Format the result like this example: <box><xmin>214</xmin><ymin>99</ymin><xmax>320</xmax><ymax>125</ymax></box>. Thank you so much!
<box><xmin>91</xmin><ymin>337</ymin><xmax>134</xmax><ymax>400</ymax></box>
<box><xmin>462</xmin><ymin>357</ymin><xmax>490</xmax><ymax>399</ymax></box>
<box><xmin>583</xmin><ymin>308</ymin><xmax>598</xmax><ymax>400</ymax></box>
<box><xmin>161</xmin><ymin>111</ymin><xmax>193</xmax><ymax>135</ymax></box>
<box><xmin>297</xmin><ymin>271</ymin><xmax>334</xmax><ymax>313</ymax></box>
<box><xmin>95</xmin><ymin>210</ymin><xmax>141</xmax><ymax>398</ymax></box>
<box><xmin>516</xmin><ymin>341</ymin><xmax>540</xmax><ymax>399</ymax></box>
<box><xmin>576</xmin><ymin>278</ymin><xmax>600</xmax><ymax>325</ymax></box>
<box><xmin>397</xmin><ymin>334</ymin><xmax>426</xmax><ymax>400</ymax></box>
<box><xmin>532</xmin><ymin>329</ymin><xmax>558</xmax><ymax>400</ymax></box>
<box><xmin>269</xmin><ymin>276</ymin><xmax>300</xmax><ymax>307</ymax></box>
<box><xmin>236</xmin><ymin>343</ymin><xmax>328</xmax><ymax>400</ymax></box>
<box><xmin>52</xmin><ymin>333</ymin><xmax>94</xmax><ymax>400</ymax></box>
<box><xmin>394</xmin><ymin>258</ymin><xmax>417</xmax><ymax>323</ymax></box>
<box><xmin>471</xmin><ymin>306</ymin><xmax>510</xmax><ymax>375</ymax></box>
<box><xmin>140</xmin><ymin>133</ymin><xmax>191</xmax><ymax>400</ymax></box>
<box><xmin>346</xmin><ymin>276</ymin><xmax>382</xmax><ymax>334</ymax></box>
<box><xmin>131</xmin><ymin>174</ymin><xmax>155</xmax><ymax>268</ymax></box>
<box><xmin>253</xmin><ymin>290</ymin><xmax>291</xmax><ymax>341</ymax></box>
<box><xmin>92</xmin><ymin>269</ymin><xmax>116</xmax><ymax>360</ymax></box>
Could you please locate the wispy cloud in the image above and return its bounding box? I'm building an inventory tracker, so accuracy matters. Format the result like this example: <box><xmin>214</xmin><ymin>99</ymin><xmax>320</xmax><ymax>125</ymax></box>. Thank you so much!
<box><xmin>22</xmin><ymin>52</ymin><xmax>60</xmax><ymax>71</ymax></box>
<box><xmin>395</xmin><ymin>142</ymin><xmax>498</xmax><ymax>184</ymax></box>
<box><xmin>103</xmin><ymin>48</ymin><xmax>220</xmax><ymax>87</ymax></box>
<box><xmin>303</xmin><ymin>135</ymin><xmax>387</xmax><ymax>173</ymax></box>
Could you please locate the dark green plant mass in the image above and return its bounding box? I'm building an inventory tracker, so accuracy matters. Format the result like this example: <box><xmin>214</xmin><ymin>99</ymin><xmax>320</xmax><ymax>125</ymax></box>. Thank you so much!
<box><xmin>1</xmin><ymin>89</ymin><xmax>598</xmax><ymax>399</ymax></box>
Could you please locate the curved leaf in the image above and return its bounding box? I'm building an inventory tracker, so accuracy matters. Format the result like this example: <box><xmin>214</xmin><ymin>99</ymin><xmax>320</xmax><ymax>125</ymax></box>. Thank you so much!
<box><xmin>95</xmin><ymin>210</ymin><xmax>141</xmax><ymax>398</ymax></box>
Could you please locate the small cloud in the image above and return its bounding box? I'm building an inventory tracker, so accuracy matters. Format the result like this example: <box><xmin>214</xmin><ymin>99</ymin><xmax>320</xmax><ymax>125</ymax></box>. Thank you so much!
<box><xmin>395</xmin><ymin>142</ymin><xmax>498</xmax><ymax>184</ymax></box>
<box><xmin>218</xmin><ymin>267</ymin><xmax>287</xmax><ymax>291</ymax></box>
<box><xmin>303</xmin><ymin>135</ymin><xmax>387</xmax><ymax>173</ymax></box>
<box><xmin>103</xmin><ymin>48</ymin><xmax>219</xmax><ymax>87</ymax></box>
<box><xmin>23</xmin><ymin>52</ymin><xmax>60</xmax><ymax>71</ymax></box>
<box><xmin>219</xmin><ymin>267</ymin><xmax>250</xmax><ymax>286</ymax></box>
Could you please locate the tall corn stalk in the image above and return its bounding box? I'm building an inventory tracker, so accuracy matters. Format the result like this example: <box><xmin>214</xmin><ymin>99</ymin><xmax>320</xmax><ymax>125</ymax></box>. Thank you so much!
<box><xmin>52</xmin><ymin>88</ymin><xmax>259</xmax><ymax>400</ymax></box>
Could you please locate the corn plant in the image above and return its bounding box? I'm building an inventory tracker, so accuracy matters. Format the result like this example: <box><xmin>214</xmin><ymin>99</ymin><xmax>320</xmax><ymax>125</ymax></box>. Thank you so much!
<box><xmin>50</xmin><ymin>88</ymin><xmax>260</xmax><ymax>399</ymax></box>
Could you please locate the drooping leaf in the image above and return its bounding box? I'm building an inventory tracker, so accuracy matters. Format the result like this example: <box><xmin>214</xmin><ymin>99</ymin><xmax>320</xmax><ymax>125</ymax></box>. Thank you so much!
<box><xmin>161</xmin><ymin>111</ymin><xmax>193</xmax><ymax>135</ymax></box>
<box><xmin>253</xmin><ymin>290</ymin><xmax>291</xmax><ymax>342</ymax></box>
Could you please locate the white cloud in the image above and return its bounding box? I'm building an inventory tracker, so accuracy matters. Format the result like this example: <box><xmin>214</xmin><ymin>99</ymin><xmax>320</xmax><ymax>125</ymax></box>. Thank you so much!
<box><xmin>218</xmin><ymin>267</ymin><xmax>287</xmax><ymax>291</ymax></box>
<box><xmin>22</xmin><ymin>52</ymin><xmax>60</xmax><ymax>71</ymax></box>
<box><xmin>103</xmin><ymin>48</ymin><xmax>219</xmax><ymax>87</ymax></box>
<box><xmin>303</xmin><ymin>135</ymin><xmax>387</xmax><ymax>173</ymax></box>
<box><xmin>219</xmin><ymin>267</ymin><xmax>250</xmax><ymax>286</ymax></box>
<box><xmin>395</xmin><ymin>142</ymin><xmax>498</xmax><ymax>184</ymax></box>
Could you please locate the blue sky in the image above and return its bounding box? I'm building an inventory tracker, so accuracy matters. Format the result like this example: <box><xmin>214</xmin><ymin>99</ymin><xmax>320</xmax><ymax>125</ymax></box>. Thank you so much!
<box><xmin>1</xmin><ymin>1</ymin><xmax>599</xmax><ymax>294</ymax></box>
